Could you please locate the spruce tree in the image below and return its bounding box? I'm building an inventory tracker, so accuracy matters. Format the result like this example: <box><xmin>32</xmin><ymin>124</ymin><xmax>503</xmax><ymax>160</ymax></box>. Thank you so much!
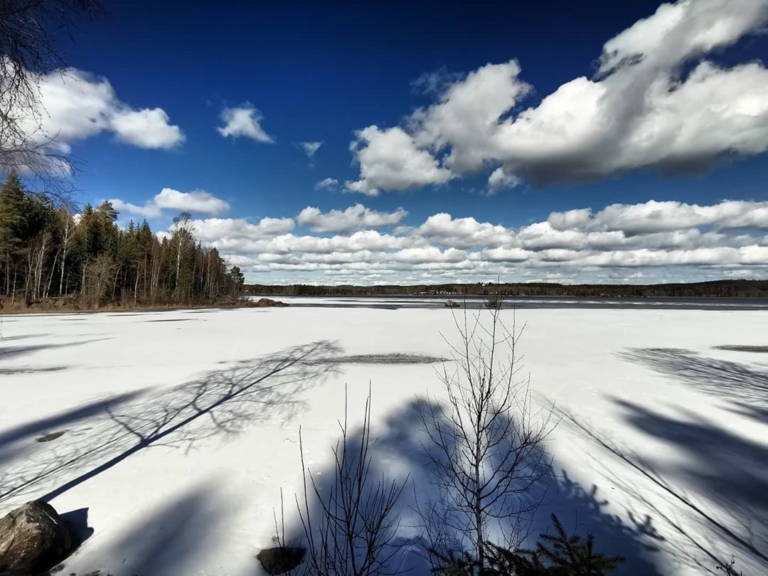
<box><xmin>484</xmin><ymin>514</ymin><xmax>625</xmax><ymax>576</ymax></box>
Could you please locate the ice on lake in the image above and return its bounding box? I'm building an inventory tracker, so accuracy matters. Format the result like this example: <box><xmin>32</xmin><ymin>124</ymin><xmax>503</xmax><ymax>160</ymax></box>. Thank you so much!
<box><xmin>0</xmin><ymin>303</ymin><xmax>766</xmax><ymax>575</ymax></box>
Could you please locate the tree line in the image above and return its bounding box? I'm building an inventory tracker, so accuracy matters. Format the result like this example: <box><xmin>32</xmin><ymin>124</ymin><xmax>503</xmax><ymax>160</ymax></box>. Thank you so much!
<box><xmin>246</xmin><ymin>279</ymin><xmax>768</xmax><ymax>299</ymax></box>
<box><xmin>0</xmin><ymin>174</ymin><xmax>244</xmax><ymax>310</ymax></box>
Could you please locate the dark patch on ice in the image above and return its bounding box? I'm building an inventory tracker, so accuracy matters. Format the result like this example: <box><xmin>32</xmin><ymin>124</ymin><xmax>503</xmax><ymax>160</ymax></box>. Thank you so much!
<box><xmin>36</xmin><ymin>430</ymin><xmax>67</xmax><ymax>442</ymax></box>
<box><xmin>184</xmin><ymin>307</ymin><xmax>244</xmax><ymax>313</ymax></box>
<box><xmin>107</xmin><ymin>313</ymin><xmax>151</xmax><ymax>317</ymax></box>
<box><xmin>0</xmin><ymin>365</ymin><xmax>68</xmax><ymax>375</ymax></box>
<box><xmin>146</xmin><ymin>318</ymin><xmax>199</xmax><ymax>323</ymax></box>
<box><xmin>310</xmin><ymin>353</ymin><xmax>450</xmax><ymax>365</ymax></box>
<box><xmin>714</xmin><ymin>345</ymin><xmax>768</xmax><ymax>353</ymax></box>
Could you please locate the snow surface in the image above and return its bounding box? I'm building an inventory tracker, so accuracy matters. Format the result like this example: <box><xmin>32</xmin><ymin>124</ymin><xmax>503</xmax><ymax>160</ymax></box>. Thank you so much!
<box><xmin>0</xmin><ymin>305</ymin><xmax>766</xmax><ymax>575</ymax></box>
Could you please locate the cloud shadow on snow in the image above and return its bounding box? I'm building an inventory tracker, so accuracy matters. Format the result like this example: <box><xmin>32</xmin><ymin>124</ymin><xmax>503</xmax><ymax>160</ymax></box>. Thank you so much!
<box><xmin>0</xmin><ymin>340</ymin><xmax>341</xmax><ymax>507</ymax></box>
<box><xmin>276</xmin><ymin>397</ymin><xmax>663</xmax><ymax>576</ymax></box>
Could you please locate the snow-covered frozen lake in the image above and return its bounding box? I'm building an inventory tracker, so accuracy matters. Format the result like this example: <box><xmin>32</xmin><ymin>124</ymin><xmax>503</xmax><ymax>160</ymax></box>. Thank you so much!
<box><xmin>0</xmin><ymin>304</ymin><xmax>766</xmax><ymax>575</ymax></box>
<box><xmin>260</xmin><ymin>294</ymin><xmax>768</xmax><ymax>311</ymax></box>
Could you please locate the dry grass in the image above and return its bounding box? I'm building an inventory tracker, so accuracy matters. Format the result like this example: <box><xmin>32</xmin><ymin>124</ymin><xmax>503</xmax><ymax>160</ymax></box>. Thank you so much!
<box><xmin>0</xmin><ymin>297</ymin><xmax>265</xmax><ymax>315</ymax></box>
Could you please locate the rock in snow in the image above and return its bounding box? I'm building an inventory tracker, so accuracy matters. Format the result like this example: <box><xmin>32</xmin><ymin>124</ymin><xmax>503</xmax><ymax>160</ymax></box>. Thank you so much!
<box><xmin>256</xmin><ymin>546</ymin><xmax>307</xmax><ymax>574</ymax></box>
<box><xmin>254</xmin><ymin>298</ymin><xmax>289</xmax><ymax>307</ymax></box>
<box><xmin>0</xmin><ymin>501</ymin><xmax>77</xmax><ymax>575</ymax></box>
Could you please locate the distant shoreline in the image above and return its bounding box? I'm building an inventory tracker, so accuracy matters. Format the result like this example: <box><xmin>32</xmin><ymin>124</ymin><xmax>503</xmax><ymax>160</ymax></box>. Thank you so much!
<box><xmin>260</xmin><ymin>295</ymin><xmax>768</xmax><ymax>312</ymax></box>
<box><xmin>0</xmin><ymin>302</ymin><xmax>248</xmax><ymax>316</ymax></box>
<box><xmin>245</xmin><ymin>279</ymin><xmax>768</xmax><ymax>299</ymax></box>
<box><xmin>249</xmin><ymin>292</ymin><xmax>767</xmax><ymax>299</ymax></box>
<box><xmin>3</xmin><ymin>294</ymin><xmax>768</xmax><ymax>315</ymax></box>
<box><xmin>0</xmin><ymin>298</ymin><xmax>278</xmax><ymax>316</ymax></box>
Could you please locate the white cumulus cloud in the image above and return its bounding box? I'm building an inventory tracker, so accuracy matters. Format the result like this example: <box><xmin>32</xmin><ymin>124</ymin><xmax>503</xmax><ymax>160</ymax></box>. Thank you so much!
<box><xmin>217</xmin><ymin>103</ymin><xmax>273</xmax><ymax>143</ymax></box>
<box><xmin>109</xmin><ymin>199</ymin><xmax>162</xmax><ymax>220</ymax></box>
<box><xmin>549</xmin><ymin>200</ymin><xmax>768</xmax><ymax>235</ymax></box>
<box><xmin>346</xmin><ymin>126</ymin><xmax>453</xmax><ymax>195</ymax></box>
<box><xmin>419</xmin><ymin>213</ymin><xmax>511</xmax><ymax>249</ymax></box>
<box><xmin>109</xmin><ymin>108</ymin><xmax>185</xmax><ymax>149</ymax></box>
<box><xmin>297</xmin><ymin>204</ymin><xmax>408</xmax><ymax>233</ymax></box>
<box><xmin>153</xmin><ymin>188</ymin><xmax>230</xmax><ymax>215</ymax></box>
<box><xmin>488</xmin><ymin>167</ymin><xmax>521</xmax><ymax>193</ymax></box>
<box><xmin>348</xmin><ymin>0</ymin><xmax>768</xmax><ymax>193</ymax></box>
<box><xmin>109</xmin><ymin>188</ymin><xmax>230</xmax><ymax>219</ymax></box>
<box><xmin>191</xmin><ymin>217</ymin><xmax>296</xmax><ymax>247</ymax></box>
<box><xmin>300</xmin><ymin>141</ymin><xmax>322</xmax><ymax>157</ymax></box>
<box><xmin>315</xmin><ymin>177</ymin><xmax>339</xmax><ymax>190</ymax></box>
<box><xmin>14</xmin><ymin>67</ymin><xmax>184</xmax><ymax>163</ymax></box>
<box><xmin>169</xmin><ymin>197</ymin><xmax>768</xmax><ymax>284</ymax></box>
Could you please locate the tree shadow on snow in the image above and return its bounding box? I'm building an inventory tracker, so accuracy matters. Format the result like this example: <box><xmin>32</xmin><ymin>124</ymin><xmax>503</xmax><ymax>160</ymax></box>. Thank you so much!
<box><xmin>0</xmin><ymin>340</ymin><xmax>341</xmax><ymax>508</ymax></box>
<box><xmin>0</xmin><ymin>333</ymin><xmax>51</xmax><ymax>342</ymax></box>
<box><xmin>65</xmin><ymin>481</ymin><xmax>235</xmax><ymax>576</ymax></box>
<box><xmin>0</xmin><ymin>338</ymin><xmax>110</xmax><ymax>363</ymax></box>
<box><xmin>0</xmin><ymin>390</ymin><xmax>144</xmax><ymax>459</ymax></box>
<box><xmin>713</xmin><ymin>345</ymin><xmax>768</xmax><ymax>354</ymax></box>
<box><xmin>560</xmin><ymin>403</ymin><xmax>768</xmax><ymax>576</ymax></box>
<box><xmin>0</xmin><ymin>365</ymin><xmax>69</xmax><ymax>375</ymax></box>
<box><xmin>617</xmin><ymin>346</ymin><xmax>768</xmax><ymax>572</ymax></box>
<box><xmin>277</xmin><ymin>397</ymin><xmax>663</xmax><ymax>576</ymax></box>
<box><xmin>619</xmin><ymin>347</ymin><xmax>768</xmax><ymax>424</ymax></box>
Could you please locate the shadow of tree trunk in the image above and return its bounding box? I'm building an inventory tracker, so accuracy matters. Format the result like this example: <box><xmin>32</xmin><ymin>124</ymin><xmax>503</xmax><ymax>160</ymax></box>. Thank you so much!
<box><xmin>559</xmin><ymin>404</ymin><xmax>768</xmax><ymax>576</ymax></box>
<box><xmin>0</xmin><ymin>340</ymin><xmax>341</xmax><ymax>507</ymax></box>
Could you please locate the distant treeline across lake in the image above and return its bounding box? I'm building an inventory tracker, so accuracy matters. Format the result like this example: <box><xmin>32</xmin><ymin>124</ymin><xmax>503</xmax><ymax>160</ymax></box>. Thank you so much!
<box><xmin>245</xmin><ymin>279</ymin><xmax>768</xmax><ymax>299</ymax></box>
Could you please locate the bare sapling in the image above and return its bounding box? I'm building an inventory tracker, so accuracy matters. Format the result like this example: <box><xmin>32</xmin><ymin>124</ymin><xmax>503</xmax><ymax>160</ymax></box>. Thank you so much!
<box><xmin>417</xmin><ymin>298</ymin><xmax>554</xmax><ymax>575</ymax></box>
<box><xmin>294</xmin><ymin>383</ymin><xmax>407</xmax><ymax>576</ymax></box>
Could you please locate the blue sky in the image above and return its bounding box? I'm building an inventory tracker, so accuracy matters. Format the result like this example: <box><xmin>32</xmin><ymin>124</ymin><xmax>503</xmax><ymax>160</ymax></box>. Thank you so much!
<box><xmin>29</xmin><ymin>0</ymin><xmax>768</xmax><ymax>284</ymax></box>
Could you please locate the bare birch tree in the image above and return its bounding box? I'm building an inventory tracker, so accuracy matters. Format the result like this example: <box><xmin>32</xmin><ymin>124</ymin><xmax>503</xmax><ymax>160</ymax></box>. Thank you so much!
<box><xmin>57</xmin><ymin>207</ymin><xmax>73</xmax><ymax>295</ymax></box>
<box><xmin>417</xmin><ymin>302</ymin><xmax>554</xmax><ymax>575</ymax></box>
<box><xmin>172</xmin><ymin>211</ymin><xmax>193</xmax><ymax>299</ymax></box>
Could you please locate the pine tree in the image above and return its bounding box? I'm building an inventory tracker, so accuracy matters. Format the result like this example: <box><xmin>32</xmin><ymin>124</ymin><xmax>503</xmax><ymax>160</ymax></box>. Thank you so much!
<box><xmin>484</xmin><ymin>514</ymin><xmax>625</xmax><ymax>576</ymax></box>
<box><xmin>0</xmin><ymin>175</ymin><xmax>244</xmax><ymax>309</ymax></box>
<box><xmin>0</xmin><ymin>173</ymin><xmax>25</xmax><ymax>295</ymax></box>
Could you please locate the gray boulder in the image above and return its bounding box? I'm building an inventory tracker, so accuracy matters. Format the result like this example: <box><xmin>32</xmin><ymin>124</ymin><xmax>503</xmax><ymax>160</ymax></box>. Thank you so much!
<box><xmin>0</xmin><ymin>501</ymin><xmax>77</xmax><ymax>575</ymax></box>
